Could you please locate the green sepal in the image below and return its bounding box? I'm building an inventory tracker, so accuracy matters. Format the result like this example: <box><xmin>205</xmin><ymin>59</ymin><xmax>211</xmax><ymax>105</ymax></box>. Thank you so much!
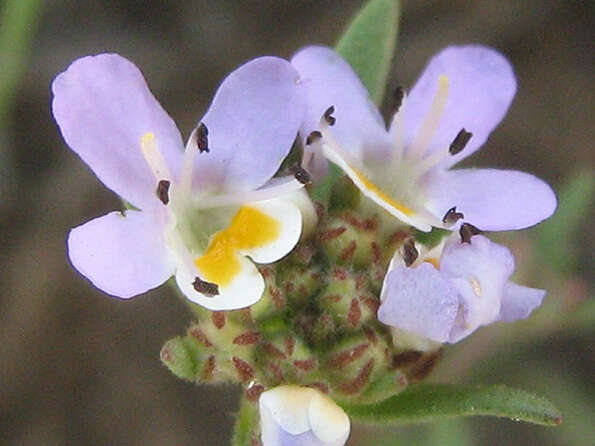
<box><xmin>341</xmin><ymin>383</ymin><xmax>563</xmax><ymax>426</ymax></box>
<box><xmin>357</xmin><ymin>369</ymin><xmax>409</xmax><ymax>404</ymax></box>
<box><xmin>160</xmin><ymin>337</ymin><xmax>199</xmax><ymax>381</ymax></box>
<box><xmin>231</xmin><ymin>397</ymin><xmax>260</xmax><ymax>446</ymax></box>
<box><xmin>336</xmin><ymin>0</ymin><xmax>401</xmax><ymax>105</ymax></box>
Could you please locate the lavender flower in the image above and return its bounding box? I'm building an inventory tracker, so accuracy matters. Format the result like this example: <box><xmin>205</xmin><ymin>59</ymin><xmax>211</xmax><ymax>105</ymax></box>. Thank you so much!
<box><xmin>259</xmin><ymin>386</ymin><xmax>350</xmax><ymax>446</ymax></box>
<box><xmin>292</xmin><ymin>45</ymin><xmax>556</xmax><ymax>232</ymax></box>
<box><xmin>52</xmin><ymin>54</ymin><xmax>312</xmax><ymax>310</ymax></box>
<box><xmin>378</xmin><ymin>233</ymin><xmax>546</xmax><ymax>343</ymax></box>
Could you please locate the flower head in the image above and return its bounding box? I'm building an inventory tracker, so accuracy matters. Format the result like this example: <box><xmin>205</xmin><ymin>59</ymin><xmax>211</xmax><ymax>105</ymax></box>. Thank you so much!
<box><xmin>259</xmin><ymin>385</ymin><xmax>350</xmax><ymax>446</ymax></box>
<box><xmin>292</xmin><ymin>45</ymin><xmax>556</xmax><ymax>232</ymax></box>
<box><xmin>52</xmin><ymin>54</ymin><xmax>312</xmax><ymax>310</ymax></box>
<box><xmin>378</xmin><ymin>231</ymin><xmax>546</xmax><ymax>343</ymax></box>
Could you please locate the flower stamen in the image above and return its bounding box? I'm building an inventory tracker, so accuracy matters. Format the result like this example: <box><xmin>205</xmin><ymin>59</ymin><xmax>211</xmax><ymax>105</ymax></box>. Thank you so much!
<box><xmin>192</xmin><ymin>276</ymin><xmax>219</xmax><ymax>296</ymax></box>
<box><xmin>157</xmin><ymin>179</ymin><xmax>171</xmax><ymax>205</ymax></box>
<box><xmin>407</xmin><ymin>75</ymin><xmax>450</xmax><ymax>161</ymax></box>
<box><xmin>323</xmin><ymin>105</ymin><xmax>336</xmax><ymax>126</ymax></box>
<box><xmin>459</xmin><ymin>222</ymin><xmax>482</xmax><ymax>243</ymax></box>
<box><xmin>140</xmin><ymin>132</ymin><xmax>172</xmax><ymax>181</ymax></box>
<box><xmin>402</xmin><ymin>237</ymin><xmax>418</xmax><ymax>267</ymax></box>
<box><xmin>449</xmin><ymin>128</ymin><xmax>472</xmax><ymax>155</ymax></box>
<box><xmin>442</xmin><ymin>206</ymin><xmax>464</xmax><ymax>225</ymax></box>
<box><xmin>290</xmin><ymin>165</ymin><xmax>312</xmax><ymax>185</ymax></box>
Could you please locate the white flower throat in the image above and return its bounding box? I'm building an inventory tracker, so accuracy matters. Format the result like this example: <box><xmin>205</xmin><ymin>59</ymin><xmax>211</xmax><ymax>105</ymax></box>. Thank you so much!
<box><xmin>319</xmin><ymin>75</ymin><xmax>472</xmax><ymax>232</ymax></box>
<box><xmin>139</xmin><ymin>127</ymin><xmax>303</xmax><ymax>297</ymax></box>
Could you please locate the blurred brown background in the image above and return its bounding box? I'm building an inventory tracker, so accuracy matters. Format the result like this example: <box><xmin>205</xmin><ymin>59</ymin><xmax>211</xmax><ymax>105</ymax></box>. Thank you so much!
<box><xmin>1</xmin><ymin>1</ymin><xmax>593</xmax><ymax>445</ymax></box>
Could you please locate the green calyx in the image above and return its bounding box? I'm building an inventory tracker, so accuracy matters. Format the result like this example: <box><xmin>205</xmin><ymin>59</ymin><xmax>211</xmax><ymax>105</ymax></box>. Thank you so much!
<box><xmin>161</xmin><ymin>197</ymin><xmax>447</xmax><ymax>405</ymax></box>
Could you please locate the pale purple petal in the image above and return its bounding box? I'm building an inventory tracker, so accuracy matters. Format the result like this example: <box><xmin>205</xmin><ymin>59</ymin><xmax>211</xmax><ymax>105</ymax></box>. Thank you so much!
<box><xmin>440</xmin><ymin>234</ymin><xmax>515</xmax><ymax>282</ymax></box>
<box><xmin>378</xmin><ymin>263</ymin><xmax>460</xmax><ymax>343</ymax></box>
<box><xmin>423</xmin><ymin>168</ymin><xmax>557</xmax><ymax>231</ymax></box>
<box><xmin>271</xmin><ymin>429</ymin><xmax>328</xmax><ymax>446</ymax></box>
<box><xmin>52</xmin><ymin>54</ymin><xmax>184</xmax><ymax>210</ymax></box>
<box><xmin>440</xmin><ymin>234</ymin><xmax>514</xmax><ymax>341</ymax></box>
<box><xmin>67</xmin><ymin>210</ymin><xmax>175</xmax><ymax>298</ymax></box>
<box><xmin>499</xmin><ymin>282</ymin><xmax>546</xmax><ymax>323</ymax></box>
<box><xmin>195</xmin><ymin>57</ymin><xmax>305</xmax><ymax>193</ymax></box>
<box><xmin>403</xmin><ymin>45</ymin><xmax>516</xmax><ymax>168</ymax></box>
<box><xmin>291</xmin><ymin>46</ymin><xmax>391</xmax><ymax>168</ymax></box>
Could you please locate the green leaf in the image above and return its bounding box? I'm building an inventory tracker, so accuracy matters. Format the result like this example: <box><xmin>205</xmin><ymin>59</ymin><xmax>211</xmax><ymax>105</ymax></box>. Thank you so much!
<box><xmin>535</xmin><ymin>170</ymin><xmax>595</xmax><ymax>274</ymax></box>
<box><xmin>0</xmin><ymin>0</ymin><xmax>43</xmax><ymax>123</ymax></box>
<box><xmin>336</xmin><ymin>0</ymin><xmax>401</xmax><ymax>104</ymax></box>
<box><xmin>342</xmin><ymin>383</ymin><xmax>562</xmax><ymax>426</ymax></box>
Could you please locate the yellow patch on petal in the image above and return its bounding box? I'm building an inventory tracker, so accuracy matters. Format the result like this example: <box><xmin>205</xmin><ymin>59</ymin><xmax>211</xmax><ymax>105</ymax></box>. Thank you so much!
<box><xmin>424</xmin><ymin>257</ymin><xmax>440</xmax><ymax>269</ymax></box>
<box><xmin>352</xmin><ymin>167</ymin><xmax>414</xmax><ymax>216</ymax></box>
<box><xmin>195</xmin><ymin>206</ymin><xmax>280</xmax><ymax>287</ymax></box>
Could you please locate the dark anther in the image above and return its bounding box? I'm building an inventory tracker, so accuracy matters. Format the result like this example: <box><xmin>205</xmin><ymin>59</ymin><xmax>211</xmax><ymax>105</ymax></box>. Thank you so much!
<box><xmin>459</xmin><ymin>222</ymin><xmax>482</xmax><ymax>244</ymax></box>
<box><xmin>196</xmin><ymin>122</ymin><xmax>209</xmax><ymax>153</ymax></box>
<box><xmin>289</xmin><ymin>165</ymin><xmax>312</xmax><ymax>185</ymax></box>
<box><xmin>402</xmin><ymin>237</ymin><xmax>419</xmax><ymax>267</ymax></box>
<box><xmin>193</xmin><ymin>276</ymin><xmax>219</xmax><ymax>297</ymax></box>
<box><xmin>449</xmin><ymin>128</ymin><xmax>472</xmax><ymax>155</ymax></box>
<box><xmin>306</xmin><ymin>130</ymin><xmax>322</xmax><ymax>145</ymax></box>
<box><xmin>442</xmin><ymin>206</ymin><xmax>464</xmax><ymax>225</ymax></box>
<box><xmin>156</xmin><ymin>179</ymin><xmax>171</xmax><ymax>205</ymax></box>
<box><xmin>323</xmin><ymin>105</ymin><xmax>336</xmax><ymax>126</ymax></box>
<box><xmin>392</xmin><ymin>86</ymin><xmax>404</xmax><ymax>112</ymax></box>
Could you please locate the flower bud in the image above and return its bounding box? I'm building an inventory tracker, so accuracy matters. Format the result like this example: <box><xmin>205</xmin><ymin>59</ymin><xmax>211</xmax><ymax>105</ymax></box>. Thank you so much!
<box><xmin>259</xmin><ymin>385</ymin><xmax>350</xmax><ymax>446</ymax></box>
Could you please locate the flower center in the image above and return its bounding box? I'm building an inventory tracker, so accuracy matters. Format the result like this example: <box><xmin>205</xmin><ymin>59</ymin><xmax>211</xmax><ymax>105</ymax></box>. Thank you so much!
<box><xmin>195</xmin><ymin>206</ymin><xmax>280</xmax><ymax>286</ymax></box>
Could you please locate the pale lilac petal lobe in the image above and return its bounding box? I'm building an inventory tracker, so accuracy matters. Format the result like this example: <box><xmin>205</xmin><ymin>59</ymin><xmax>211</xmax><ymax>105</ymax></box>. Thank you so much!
<box><xmin>440</xmin><ymin>234</ymin><xmax>515</xmax><ymax>283</ymax></box>
<box><xmin>424</xmin><ymin>168</ymin><xmax>557</xmax><ymax>231</ymax></box>
<box><xmin>291</xmin><ymin>46</ymin><xmax>391</xmax><ymax>165</ymax></box>
<box><xmin>499</xmin><ymin>282</ymin><xmax>546</xmax><ymax>323</ymax></box>
<box><xmin>196</xmin><ymin>57</ymin><xmax>305</xmax><ymax>192</ymax></box>
<box><xmin>378</xmin><ymin>263</ymin><xmax>460</xmax><ymax>343</ymax></box>
<box><xmin>67</xmin><ymin>210</ymin><xmax>174</xmax><ymax>298</ymax></box>
<box><xmin>52</xmin><ymin>54</ymin><xmax>184</xmax><ymax>209</ymax></box>
<box><xmin>404</xmin><ymin>45</ymin><xmax>516</xmax><ymax>167</ymax></box>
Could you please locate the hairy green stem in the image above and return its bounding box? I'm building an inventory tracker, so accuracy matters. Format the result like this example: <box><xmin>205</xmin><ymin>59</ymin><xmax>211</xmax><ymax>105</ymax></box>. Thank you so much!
<box><xmin>231</xmin><ymin>396</ymin><xmax>260</xmax><ymax>446</ymax></box>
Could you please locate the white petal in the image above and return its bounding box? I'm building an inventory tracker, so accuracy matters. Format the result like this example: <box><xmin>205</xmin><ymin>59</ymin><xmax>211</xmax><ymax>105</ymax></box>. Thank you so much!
<box><xmin>175</xmin><ymin>255</ymin><xmax>265</xmax><ymax>311</ymax></box>
<box><xmin>260</xmin><ymin>386</ymin><xmax>316</xmax><ymax>436</ymax></box>
<box><xmin>309</xmin><ymin>392</ymin><xmax>350</xmax><ymax>444</ymax></box>
<box><xmin>243</xmin><ymin>198</ymin><xmax>303</xmax><ymax>264</ymax></box>
<box><xmin>259</xmin><ymin>386</ymin><xmax>350</xmax><ymax>446</ymax></box>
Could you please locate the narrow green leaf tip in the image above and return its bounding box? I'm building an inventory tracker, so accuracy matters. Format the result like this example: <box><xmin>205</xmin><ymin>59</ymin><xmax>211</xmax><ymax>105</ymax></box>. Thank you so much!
<box><xmin>311</xmin><ymin>0</ymin><xmax>401</xmax><ymax>205</ymax></box>
<box><xmin>336</xmin><ymin>0</ymin><xmax>401</xmax><ymax>104</ymax></box>
<box><xmin>342</xmin><ymin>384</ymin><xmax>563</xmax><ymax>426</ymax></box>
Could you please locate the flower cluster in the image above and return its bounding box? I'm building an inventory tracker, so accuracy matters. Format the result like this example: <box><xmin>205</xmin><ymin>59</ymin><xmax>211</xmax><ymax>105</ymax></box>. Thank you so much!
<box><xmin>53</xmin><ymin>44</ymin><xmax>556</xmax><ymax>446</ymax></box>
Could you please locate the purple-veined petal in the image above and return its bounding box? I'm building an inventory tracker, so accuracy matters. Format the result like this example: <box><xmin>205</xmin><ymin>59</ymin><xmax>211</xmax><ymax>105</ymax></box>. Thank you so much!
<box><xmin>378</xmin><ymin>262</ymin><xmax>460</xmax><ymax>343</ymax></box>
<box><xmin>291</xmin><ymin>46</ymin><xmax>391</xmax><ymax>176</ymax></box>
<box><xmin>194</xmin><ymin>57</ymin><xmax>305</xmax><ymax>193</ymax></box>
<box><xmin>67</xmin><ymin>210</ymin><xmax>174</xmax><ymax>298</ymax></box>
<box><xmin>499</xmin><ymin>282</ymin><xmax>546</xmax><ymax>323</ymax></box>
<box><xmin>423</xmin><ymin>168</ymin><xmax>557</xmax><ymax>231</ymax></box>
<box><xmin>402</xmin><ymin>45</ymin><xmax>516</xmax><ymax>168</ymax></box>
<box><xmin>52</xmin><ymin>54</ymin><xmax>184</xmax><ymax>210</ymax></box>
